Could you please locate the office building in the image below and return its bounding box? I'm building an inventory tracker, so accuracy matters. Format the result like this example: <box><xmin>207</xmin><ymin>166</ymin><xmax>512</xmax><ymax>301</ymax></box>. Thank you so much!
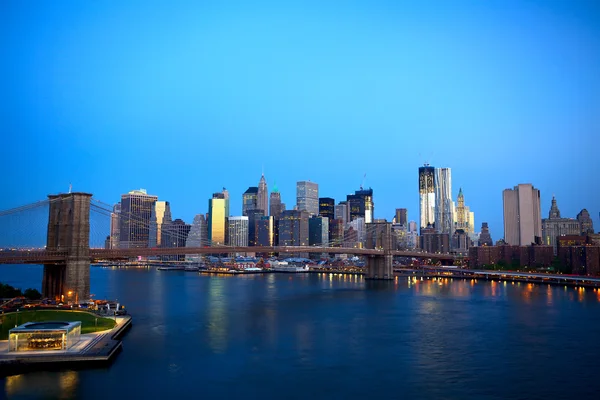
<box><xmin>329</xmin><ymin>219</ymin><xmax>345</xmax><ymax>247</ymax></box>
<box><xmin>246</xmin><ymin>209</ymin><xmax>264</xmax><ymax>246</ymax></box>
<box><xmin>269</xmin><ymin>185</ymin><xmax>284</xmax><ymax>219</ymax></box>
<box><xmin>161</xmin><ymin>219</ymin><xmax>191</xmax><ymax>260</ymax></box>
<box><xmin>149</xmin><ymin>201</ymin><xmax>171</xmax><ymax>248</ymax></box>
<box><xmin>208</xmin><ymin>192</ymin><xmax>227</xmax><ymax>246</ymax></box>
<box><xmin>278</xmin><ymin>210</ymin><xmax>309</xmax><ymax>246</ymax></box>
<box><xmin>419</xmin><ymin>164</ymin><xmax>435</xmax><ymax>232</ymax></box>
<box><xmin>119</xmin><ymin>189</ymin><xmax>158</xmax><ymax>249</ymax></box>
<box><xmin>257</xmin><ymin>174</ymin><xmax>268</xmax><ymax>215</ymax></box>
<box><xmin>309</xmin><ymin>216</ymin><xmax>329</xmax><ymax>246</ymax></box>
<box><xmin>296</xmin><ymin>181</ymin><xmax>319</xmax><ymax>215</ymax></box>
<box><xmin>455</xmin><ymin>188</ymin><xmax>469</xmax><ymax>232</ymax></box>
<box><xmin>319</xmin><ymin>197</ymin><xmax>335</xmax><ymax>221</ymax></box>
<box><xmin>478</xmin><ymin>222</ymin><xmax>493</xmax><ymax>246</ymax></box>
<box><xmin>577</xmin><ymin>209</ymin><xmax>595</xmax><ymax>234</ymax></box>
<box><xmin>503</xmin><ymin>184</ymin><xmax>542</xmax><ymax>246</ymax></box>
<box><xmin>347</xmin><ymin>189</ymin><xmax>374</xmax><ymax>223</ymax></box>
<box><xmin>109</xmin><ymin>203</ymin><xmax>121</xmax><ymax>249</ymax></box>
<box><xmin>242</xmin><ymin>187</ymin><xmax>258</xmax><ymax>216</ymax></box>
<box><xmin>395</xmin><ymin>208</ymin><xmax>407</xmax><ymax>226</ymax></box>
<box><xmin>227</xmin><ymin>216</ymin><xmax>249</xmax><ymax>247</ymax></box>
<box><xmin>434</xmin><ymin>168</ymin><xmax>454</xmax><ymax>234</ymax></box>
<box><xmin>349</xmin><ymin>217</ymin><xmax>366</xmax><ymax>246</ymax></box>
<box><xmin>542</xmin><ymin>196</ymin><xmax>581</xmax><ymax>254</ymax></box>
<box><xmin>186</xmin><ymin>214</ymin><xmax>208</xmax><ymax>248</ymax></box>
<box><xmin>256</xmin><ymin>216</ymin><xmax>274</xmax><ymax>247</ymax></box>
<box><xmin>335</xmin><ymin>202</ymin><xmax>348</xmax><ymax>226</ymax></box>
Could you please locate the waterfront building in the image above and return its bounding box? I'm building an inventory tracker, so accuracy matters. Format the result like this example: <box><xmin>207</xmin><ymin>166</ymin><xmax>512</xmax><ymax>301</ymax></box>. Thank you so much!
<box><xmin>335</xmin><ymin>202</ymin><xmax>348</xmax><ymax>226</ymax></box>
<box><xmin>420</xmin><ymin>226</ymin><xmax>450</xmax><ymax>254</ymax></box>
<box><xmin>119</xmin><ymin>189</ymin><xmax>158</xmax><ymax>249</ymax></box>
<box><xmin>503</xmin><ymin>184</ymin><xmax>542</xmax><ymax>246</ymax></box>
<box><xmin>256</xmin><ymin>216</ymin><xmax>274</xmax><ymax>247</ymax></box>
<box><xmin>246</xmin><ymin>209</ymin><xmax>264</xmax><ymax>246</ymax></box>
<box><xmin>419</xmin><ymin>164</ymin><xmax>436</xmax><ymax>232</ymax></box>
<box><xmin>434</xmin><ymin>168</ymin><xmax>454</xmax><ymax>234</ymax></box>
<box><xmin>109</xmin><ymin>202</ymin><xmax>121</xmax><ymax>249</ymax></box>
<box><xmin>478</xmin><ymin>222</ymin><xmax>493</xmax><ymax>246</ymax></box>
<box><xmin>161</xmin><ymin>218</ymin><xmax>191</xmax><ymax>261</ymax></box>
<box><xmin>296</xmin><ymin>181</ymin><xmax>319</xmax><ymax>215</ymax></box>
<box><xmin>395</xmin><ymin>208</ymin><xmax>408</xmax><ymax>227</ymax></box>
<box><xmin>9</xmin><ymin>321</ymin><xmax>82</xmax><ymax>352</ymax></box>
<box><xmin>577</xmin><ymin>209</ymin><xmax>595</xmax><ymax>234</ymax></box>
<box><xmin>347</xmin><ymin>188</ymin><xmax>374</xmax><ymax>223</ymax></box>
<box><xmin>208</xmin><ymin>193</ymin><xmax>227</xmax><ymax>245</ymax></box>
<box><xmin>451</xmin><ymin>229</ymin><xmax>470</xmax><ymax>255</ymax></box>
<box><xmin>227</xmin><ymin>216</ymin><xmax>249</xmax><ymax>247</ymax></box>
<box><xmin>468</xmin><ymin>244</ymin><xmax>554</xmax><ymax>269</ymax></box>
<box><xmin>149</xmin><ymin>201</ymin><xmax>171</xmax><ymax>248</ymax></box>
<box><xmin>269</xmin><ymin>185</ymin><xmax>283</xmax><ymax>219</ymax></box>
<box><xmin>309</xmin><ymin>216</ymin><xmax>329</xmax><ymax>246</ymax></box>
<box><xmin>257</xmin><ymin>174</ymin><xmax>268</xmax><ymax>215</ymax></box>
<box><xmin>541</xmin><ymin>196</ymin><xmax>580</xmax><ymax>254</ymax></box>
<box><xmin>242</xmin><ymin>187</ymin><xmax>258</xmax><ymax>216</ymax></box>
<box><xmin>278</xmin><ymin>210</ymin><xmax>309</xmax><ymax>246</ymax></box>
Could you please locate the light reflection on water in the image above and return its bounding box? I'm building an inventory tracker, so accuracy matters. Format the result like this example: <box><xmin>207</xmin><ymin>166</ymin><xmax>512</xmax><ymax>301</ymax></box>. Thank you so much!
<box><xmin>2</xmin><ymin>265</ymin><xmax>600</xmax><ymax>399</ymax></box>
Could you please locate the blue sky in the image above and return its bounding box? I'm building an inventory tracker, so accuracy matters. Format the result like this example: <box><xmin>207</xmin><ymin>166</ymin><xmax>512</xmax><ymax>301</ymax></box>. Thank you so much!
<box><xmin>1</xmin><ymin>0</ymin><xmax>599</xmax><ymax>241</ymax></box>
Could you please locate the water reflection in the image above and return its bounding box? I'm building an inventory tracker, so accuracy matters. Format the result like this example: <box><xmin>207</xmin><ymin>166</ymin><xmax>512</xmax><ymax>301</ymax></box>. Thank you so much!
<box><xmin>5</xmin><ymin>371</ymin><xmax>78</xmax><ymax>399</ymax></box>
<box><xmin>207</xmin><ymin>278</ymin><xmax>228</xmax><ymax>353</ymax></box>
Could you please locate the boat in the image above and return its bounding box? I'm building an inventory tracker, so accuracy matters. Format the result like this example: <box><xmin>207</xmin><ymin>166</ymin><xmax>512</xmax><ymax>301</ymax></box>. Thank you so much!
<box><xmin>269</xmin><ymin>261</ymin><xmax>309</xmax><ymax>273</ymax></box>
<box><xmin>157</xmin><ymin>266</ymin><xmax>185</xmax><ymax>271</ymax></box>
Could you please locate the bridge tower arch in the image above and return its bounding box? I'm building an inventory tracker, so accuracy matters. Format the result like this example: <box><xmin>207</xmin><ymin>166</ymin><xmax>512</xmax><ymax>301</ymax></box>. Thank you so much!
<box><xmin>365</xmin><ymin>221</ymin><xmax>394</xmax><ymax>280</ymax></box>
<box><xmin>42</xmin><ymin>192</ymin><xmax>92</xmax><ymax>303</ymax></box>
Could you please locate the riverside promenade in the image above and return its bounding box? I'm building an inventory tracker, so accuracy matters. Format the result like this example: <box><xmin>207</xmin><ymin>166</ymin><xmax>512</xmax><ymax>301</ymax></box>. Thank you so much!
<box><xmin>0</xmin><ymin>315</ymin><xmax>132</xmax><ymax>376</ymax></box>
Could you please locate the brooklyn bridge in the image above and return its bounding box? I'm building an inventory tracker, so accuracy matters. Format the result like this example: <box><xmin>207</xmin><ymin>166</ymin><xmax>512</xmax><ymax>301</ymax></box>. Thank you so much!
<box><xmin>0</xmin><ymin>193</ymin><xmax>457</xmax><ymax>303</ymax></box>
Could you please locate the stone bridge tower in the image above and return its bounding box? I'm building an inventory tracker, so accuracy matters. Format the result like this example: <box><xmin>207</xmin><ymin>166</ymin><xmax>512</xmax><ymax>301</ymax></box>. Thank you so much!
<box><xmin>365</xmin><ymin>221</ymin><xmax>393</xmax><ymax>280</ymax></box>
<box><xmin>42</xmin><ymin>192</ymin><xmax>92</xmax><ymax>303</ymax></box>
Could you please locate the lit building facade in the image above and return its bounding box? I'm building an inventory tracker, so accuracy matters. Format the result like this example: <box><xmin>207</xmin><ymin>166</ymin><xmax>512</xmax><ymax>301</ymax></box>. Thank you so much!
<box><xmin>269</xmin><ymin>185</ymin><xmax>284</xmax><ymax>219</ymax></box>
<box><xmin>278</xmin><ymin>210</ymin><xmax>309</xmax><ymax>246</ymax></box>
<box><xmin>577</xmin><ymin>209</ymin><xmax>595</xmax><ymax>235</ymax></box>
<box><xmin>347</xmin><ymin>189</ymin><xmax>374</xmax><ymax>223</ymax></box>
<box><xmin>419</xmin><ymin>165</ymin><xmax>435</xmax><ymax>232</ymax></box>
<box><xmin>503</xmin><ymin>184</ymin><xmax>542</xmax><ymax>246</ymax></box>
<box><xmin>434</xmin><ymin>167</ymin><xmax>454</xmax><ymax>234</ymax></box>
<box><xmin>227</xmin><ymin>216</ymin><xmax>249</xmax><ymax>247</ymax></box>
<box><xmin>296</xmin><ymin>181</ymin><xmax>319</xmax><ymax>215</ymax></box>
<box><xmin>542</xmin><ymin>196</ymin><xmax>580</xmax><ymax>254</ymax></box>
<box><xmin>395</xmin><ymin>208</ymin><xmax>407</xmax><ymax>226</ymax></box>
<box><xmin>335</xmin><ymin>202</ymin><xmax>348</xmax><ymax>226</ymax></box>
<box><xmin>119</xmin><ymin>189</ymin><xmax>158</xmax><ymax>249</ymax></box>
<box><xmin>309</xmin><ymin>216</ymin><xmax>329</xmax><ymax>246</ymax></box>
<box><xmin>161</xmin><ymin>219</ymin><xmax>191</xmax><ymax>261</ymax></box>
<box><xmin>318</xmin><ymin>197</ymin><xmax>335</xmax><ymax>221</ymax></box>
<box><xmin>246</xmin><ymin>209</ymin><xmax>264</xmax><ymax>246</ymax></box>
<box><xmin>186</xmin><ymin>214</ymin><xmax>209</xmax><ymax>261</ymax></box>
<box><xmin>208</xmin><ymin>194</ymin><xmax>227</xmax><ymax>245</ymax></box>
<box><xmin>478</xmin><ymin>222</ymin><xmax>493</xmax><ymax>246</ymax></box>
<box><xmin>455</xmin><ymin>188</ymin><xmax>469</xmax><ymax>233</ymax></box>
<box><xmin>256</xmin><ymin>216</ymin><xmax>274</xmax><ymax>247</ymax></box>
<box><xmin>109</xmin><ymin>202</ymin><xmax>121</xmax><ymax>249</ymax></box>
<box><xmin>149</xmin><ymin>200</ymin><xmax>171</xmax><ymax>248</ymax></box>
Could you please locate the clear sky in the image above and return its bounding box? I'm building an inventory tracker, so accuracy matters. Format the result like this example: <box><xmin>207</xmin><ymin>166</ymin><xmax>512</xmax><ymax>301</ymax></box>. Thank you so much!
<box><xmin>1</xmin><ymin>0</ymin><xmax>599</xmax><ymax>241</ymax></box>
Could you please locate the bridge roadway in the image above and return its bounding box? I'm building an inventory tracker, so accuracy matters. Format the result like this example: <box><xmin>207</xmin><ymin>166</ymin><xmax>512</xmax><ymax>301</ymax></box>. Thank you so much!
<box><xmin>0</xmin><ymin>247</ymin><xmax>456</xmax><ymax>264</ymax></box>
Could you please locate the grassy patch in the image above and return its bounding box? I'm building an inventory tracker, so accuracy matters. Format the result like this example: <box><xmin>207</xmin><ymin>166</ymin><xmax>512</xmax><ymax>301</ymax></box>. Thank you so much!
<box><xmin>0</xmin><ymin>310</ymin><xmax>117</xmax><ymax>340</ymax></box>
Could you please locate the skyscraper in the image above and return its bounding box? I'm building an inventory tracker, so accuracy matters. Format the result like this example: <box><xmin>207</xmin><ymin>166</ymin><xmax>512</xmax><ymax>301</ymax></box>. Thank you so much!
<box><xmin>478</xmin><ymin>222</ymin><xmax>493</xmax><ymax>246</ymax></box>
<box><xmin>347</xmin><ymin>189</ymin><xmax>374</xmax><ymax>223</ymax></box>
<box><xmin>119</xmin><ymin>189</ymin><xmax>158</xmax><ymax>249</ymax></box>
<box><xmin>455</xmin><ymin>188</ymin><xmax>468</xmax><ymax>232</ymax></box>
<box><xmin>186</xmin><ymin>214</ymin><xmax>209</xmax><ymax>248</ymax></box>
<box><xmin>503</xmin><ymin>184</ymin><xmax>542</xmax><ymax>246</ymax></box>
<box><xmin>149</xmin><ymin>200</ymin><xmax>171</xmax><ymax>247</ymax></box>
<box><xmin>269</xmin><ymin>184</ymin><xmax>284</xmax><ymax>219</ymax></box>
<box><xmin>434</xmin><ymin>167</ymin><xmax>454</xmax><ymax>234</ymax></box>
<box><xmin>419</xmin><ymin>164</ymin><xmax>435</xmax><ymax>232</ymax></box>
<box><xmin>395</xmin><ymin>208</ymin><xmax>407</xmax><ymax>226</ymax></box>
<box><xmin>309</xmin><ymin>216</ymin><xmax>329</xmax><ymax>246</ymax></box>
<box><xmin>227</xmin><ymin>216</ymin><xmax>249</xmax><ymax>247</ymax></box>
<box><xmin>242</xmin><ymin>187</ymin><xmax>258</xmax><ymax>216</ymax></box>
<box><xmin>161</xmin><ymin>219</ymin><xmax>191</xmax><ymax>260</ymax></box>
<box><xmin>208</xmin><ymin>193</ymin><xmax>227</xmax><ymax>246</ymax></box>
<box><xmin>542</xmin><ymin>197</ymin><xmax>580</xmax><ymax>253</ymax></box>
<box><xmin>335</xmin><ymin>202</ymin><xmax>348</xmax><ymax>226</ymax></box>
<box><xmin>256</xmin><ymin>216</ymin><xmax>274</xmax><ymax>246</ymax></box>
<box><xmin>246</xmin><ymin>209</ymin><xmax>264</xmax><ymax>246</ymax></box>
<box><xmin>257</xmin><ymin>174</ymin><xmax>268</xmax><ymax>215</ymax></box>
<box><xmin>577</xmin><ymin>209</ymin><xmax>595</xmax><ymax>234</ymax></box>
<box><xmin>109</xmin><ymin>202</ymin><xmax>121</xmax><ymax>249</ymax></box>
<box><xmin>319</xmin><ymin>197</ymin><xmax>335</xmax><ymax>221</ymax></box>
<box><xmin>296</xmin><ymin>181</ymin><xmax>319</xmax><ymax>215</ymax></box>
<box><xmin>278</xmin><ymin>210</ymin><xmax>309</xmax><ymax>246</ymax></box>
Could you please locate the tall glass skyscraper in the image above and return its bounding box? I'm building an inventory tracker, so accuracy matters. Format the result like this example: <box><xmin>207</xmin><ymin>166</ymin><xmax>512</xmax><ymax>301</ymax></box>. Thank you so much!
<box><xmin>434</xmin><ymin>167</ymin><xmax>454</xmax><ymax>234</ymax></box>
<box><xmin>257</xmin><ymin>174</ymin><xmax>268</xmax><ymax>215</ymax></box>
<box><xmin>227</xmin><ymin>216</ymin><xmax>249</xmax><ymax>247</ymax></box>
<box><xmin>149</xmin><ymin>200</ymin><xmax>171</xmax><ymax>247</ymax></box>
<box><xmin>242</xmin><ymin>187</ymin><xmax>258</xmax><ymax>216</ymax></box>
<box><xmin>119</xmin><ymin>189</ymin><xmax>158</xmax><ymax>249</ymax></box>
<box><xmin>208</xmin><ymin>193</ymin><xmax>227</xmax><ymax>245</ymax></box>
<box><xmin>418</xmin><ymin>165</ymin><xmax>435</xmax><ymax>232</ymax></box>
<box><xmin>347</xmin><ymin>189</ymin><xmax>374</xmax><ymax>223</ymax></box>
<box><xmin>296</xmin><ymin>181</ymin><xmax>319</xmax><ymax>215</ymax></box>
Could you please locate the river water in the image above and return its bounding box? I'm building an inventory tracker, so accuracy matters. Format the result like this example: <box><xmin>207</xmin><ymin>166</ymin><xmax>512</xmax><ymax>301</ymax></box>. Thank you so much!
<box><xmin>2</xmin><ymin>265</ymin><xmax>600</xmax><ymax>399</ymax></box>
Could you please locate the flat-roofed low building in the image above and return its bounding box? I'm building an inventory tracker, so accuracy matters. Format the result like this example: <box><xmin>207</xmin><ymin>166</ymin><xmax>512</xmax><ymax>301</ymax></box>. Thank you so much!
<box><xmin>9</xmin><ymin>321</ymin><xmax>81</xmax><ymax>352</ymax></box>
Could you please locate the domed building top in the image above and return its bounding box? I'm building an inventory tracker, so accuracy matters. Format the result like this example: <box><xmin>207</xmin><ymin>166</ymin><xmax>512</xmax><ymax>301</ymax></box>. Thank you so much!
<box><xmin>549</xmin><ymin>196</ymin><xmax>561</xmax><ymax>219</ymax></box>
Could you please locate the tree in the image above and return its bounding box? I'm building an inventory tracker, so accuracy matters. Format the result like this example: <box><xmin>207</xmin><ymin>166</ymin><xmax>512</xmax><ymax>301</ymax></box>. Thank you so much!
<box><xmin>24</xmin><ymin>288</ymin><xmax>42</xmax><ymax>300</ymax></box>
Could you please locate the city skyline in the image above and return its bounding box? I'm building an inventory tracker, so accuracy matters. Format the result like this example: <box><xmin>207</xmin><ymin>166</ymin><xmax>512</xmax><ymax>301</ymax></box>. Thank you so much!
<box><xmin>1</xmin><ymin>1</ymin><xmax>599</xmax><ymax>242</ymax></box>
